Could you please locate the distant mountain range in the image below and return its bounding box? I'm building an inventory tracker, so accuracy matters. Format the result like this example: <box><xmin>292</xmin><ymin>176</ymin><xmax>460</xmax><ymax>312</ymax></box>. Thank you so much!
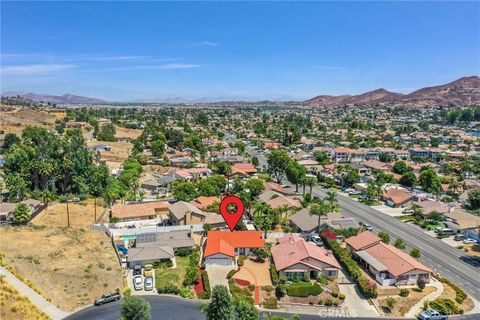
<box><xmin>304</xmin><ymin>76</ymin><xmax>480</xmax><ymax>107</ymax></box>
<box><xmin>3</xmin><ymin>76</ymin><xmax>479</xmax><ymax>106</ymax></box>
<box><xmin>1</xmin><ymin>91</ymin><xmax>106</xmax><ymax>104</ymax></box>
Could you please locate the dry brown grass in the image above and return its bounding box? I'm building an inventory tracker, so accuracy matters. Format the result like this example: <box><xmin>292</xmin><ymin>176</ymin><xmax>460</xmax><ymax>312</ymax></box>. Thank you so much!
<box><xmin>0</xmin><ymin>226</ymin><xmax>123</xmax><ymax>311</ymax></box>
<box><xmin>0</xmin><ymin>108</ymin><xmax>56</xmax><ymax>134</ymax></box>
<box><xmin>32</xmin><ymin>199</ymin><xmax>108</xmax><ymax>228</ymax></box>
<box><xmin>377</xmin><ymin>286</ymin><xmax>436</xmax><ymax>316</ymax></box>
<box><xmin>463</xmin><ymin>244</ymin><xmax>480</xmax><ymax>257</ymax></box>
<box><xmin>87</xmin><ymin>139</ymin><xmax>133</xmax><ymax>164</ymax></box>
<box><xmin>115</xmin><ymin>127</ymin><xmax>143</xmax><ymax>139</ymax></box>
<box><xmin>0</xmin><ymin>276</ymin><xmax>51</xmax><ymax>320</ymax></box>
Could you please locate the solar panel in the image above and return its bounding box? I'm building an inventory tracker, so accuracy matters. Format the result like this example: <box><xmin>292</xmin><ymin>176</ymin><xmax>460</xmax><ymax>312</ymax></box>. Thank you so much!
<box><xmin>136</xmin><ymin>232</ymin><xmax>157</xmax><ymax>243</ymax></box>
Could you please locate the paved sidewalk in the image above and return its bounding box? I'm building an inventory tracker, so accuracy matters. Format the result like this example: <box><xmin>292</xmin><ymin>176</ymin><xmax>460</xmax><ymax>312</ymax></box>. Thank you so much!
<box><xmin>405</xmin><ymin>278</ymin><xmax>444</xmax><ymax>318</ymax></box>
<box><xmin>0</xmin><ymin>266</ymin><xmax>70</xmax><ymax>320</ymax></box>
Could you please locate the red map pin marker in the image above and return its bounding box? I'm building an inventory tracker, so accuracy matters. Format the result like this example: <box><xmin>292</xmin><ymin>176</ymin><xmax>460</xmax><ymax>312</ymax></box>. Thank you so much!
<box><xmin>219</xmin><ymin>195</ymin><xmax>245</xmax><ymax>232</ymax></box>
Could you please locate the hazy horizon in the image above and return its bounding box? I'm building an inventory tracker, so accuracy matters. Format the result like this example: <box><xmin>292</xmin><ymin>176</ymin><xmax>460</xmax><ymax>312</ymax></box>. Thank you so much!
<box><xmin>1</xmin><ymin>1</ymin><xmax>479</xmax><ymax>101</ymax></box>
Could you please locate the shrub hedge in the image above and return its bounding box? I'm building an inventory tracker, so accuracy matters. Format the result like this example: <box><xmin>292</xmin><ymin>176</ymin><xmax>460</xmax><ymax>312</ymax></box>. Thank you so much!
<box><xmin>437</xmin><ymin>277</ymin><xmax>467</xmax><ymax>304</ymax></box>
<box><xmin>263</xmin><ymin>297</ymin><xmax>278</xmax><ymax>309</ymax></box>
<box><xmin>227</xmin><ymin>269</ymin><xmax>237</xmax><ymax>279</ymax></box>
<box><xmin>321</xmin><ymin>236</ymin><xmax>377</xmax><ymax>298</ymax></box>
<box><xmin>429</xmin><ymin>298</ymin><xmax>463</xmax><ymax>315</ymax></box>
<box><xmin>202</xmin><ymin>272</ymin><xmax>211</xmax><ymax>296</ymax></box>
<box><xmin>270</xmin><ymin>264</ymin><xmax>279</xmax><ymax>285</ymax></box>
<box><xmin>237</xmin><ymin>255</ymin><xmax>247</xmax><ymax>266</ymax></box>
<box><xmin>286</xmin><ymin>282</ymin><xmax>322</xmax><ymax>297</ymax></box>
<box><xmin>399</xmin><ymin>288</ymin><xmax>410</xmax><ymax>297</ymax></box>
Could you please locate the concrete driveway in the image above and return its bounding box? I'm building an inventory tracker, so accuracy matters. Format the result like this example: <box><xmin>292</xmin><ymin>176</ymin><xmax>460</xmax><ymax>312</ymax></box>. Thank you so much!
<box><xmin>205</xmin><ymin>265</ymin><xmax>234</xmax><ymax>290</ymax></box>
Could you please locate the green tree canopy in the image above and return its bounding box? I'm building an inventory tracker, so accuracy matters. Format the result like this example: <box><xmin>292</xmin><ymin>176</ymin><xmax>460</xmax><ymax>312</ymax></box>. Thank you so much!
<box><xmin>204</xmin><ymin>285</ymin><xmax>232</xmax><ymax>320</ymax></box>
<box><xmin>120</xmin><ymin>295</ymin><xmax>151</xmax><ymax>320</ymax></box>
<box><xmin>12</xmin><ymin>203</ymin><xmax>30</xmax><ymax>224</ymax></box>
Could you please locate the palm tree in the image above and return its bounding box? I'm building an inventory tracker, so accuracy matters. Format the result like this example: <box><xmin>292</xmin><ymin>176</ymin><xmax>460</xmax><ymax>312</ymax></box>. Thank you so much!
<box><xmin>325</xmin><ymin>191</ymin><xmax>337</xmax><ymax>205</ymax></box>
<box><xmin>306</xmin><ymin>176</ymin><xmax>317</xmax><ymax>195</ymax></box>
<box><xmin>309</xmin><ymin>200</ymin><xmax>331</xmax><ymax>234</ymax></box>
<box><xmin>253</xmin><ymin>202</ymin><xmax>273</xmax><ymax>238</ymax></box>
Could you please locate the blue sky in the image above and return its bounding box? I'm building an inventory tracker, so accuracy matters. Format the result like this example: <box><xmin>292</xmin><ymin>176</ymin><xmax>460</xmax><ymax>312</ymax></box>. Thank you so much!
<box><xmin>1</xmin><ymin>1</ymin><xmax>479</xmax><ymax>101</ymax></box>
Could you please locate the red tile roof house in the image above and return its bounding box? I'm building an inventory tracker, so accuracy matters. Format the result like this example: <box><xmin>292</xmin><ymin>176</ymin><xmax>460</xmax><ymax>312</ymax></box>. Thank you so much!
<box><xmin>111</xmin><ymin>201</ymin><xmax>170</xmax><ymax>222</ymax></box>
<box><xmin>271</xmin><ymin>234</ymin><xmax>341</xmax><ymax>280</ymax></box>
<box><xmin>203</xmin><ymin>231</ymin><xmax>264</xmax><ymax>266</ymax></box>
<box><xmin>231</xmin><ymin>163</ymin><xmax>257</xmax><ymax>177</ymax></box>
<box><xmin>346</xmin><ymin>231</ymin><xmax>432</xmax><ymax>286</ymax></box>
<box><xmin>381</xmin><ymin>188</ymin><xmax>415</xmax><ymax>208</ymax></box>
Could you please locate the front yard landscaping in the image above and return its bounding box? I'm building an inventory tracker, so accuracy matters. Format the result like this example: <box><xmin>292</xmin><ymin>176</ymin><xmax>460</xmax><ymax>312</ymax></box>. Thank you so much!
<box><xmin>376</xmin><ymin>286</ymin><xmax>436</xmax><ymax>316</ymax></box>
<box><xmin>435</xmin><ymin>277</ymin><xmax>474</xmax><ymax>313</ymax></box>
<box><xmin>154</xmin><ymin>255</ymin><xmax>189</xmax><ymax>290</ymax></box>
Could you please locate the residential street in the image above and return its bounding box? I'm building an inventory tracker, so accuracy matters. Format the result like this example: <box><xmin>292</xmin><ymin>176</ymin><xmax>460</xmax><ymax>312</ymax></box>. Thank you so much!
<box><xmin>311</xmin><ymin>185</ymin><xmax>480</xmax><ymax>301</ymax></box>
<box><xmin>240</xmin><ymin>139</ymin><xmax>480</xmax><ymax>302</ymax></box>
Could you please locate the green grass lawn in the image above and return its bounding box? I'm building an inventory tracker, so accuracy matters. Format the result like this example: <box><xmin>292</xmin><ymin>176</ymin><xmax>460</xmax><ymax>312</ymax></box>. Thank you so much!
<box><xmin>360</xmin><ymin>199</ymin><xmax>382</xmax><ymax>206</ymax></box>
<box><xmin>155</xmin><ymin>255</ymin><xmax>190</xmax><ymax>289</ymax></box>
<box><xmin>426</xmin><ymin>222</ymin><xmax>445</xmax><ymax>230</ymax></box>
<box><xmin>395</xmin><ymin>214</ymin><xmax>415</xmax><ymax>221</ymax></box>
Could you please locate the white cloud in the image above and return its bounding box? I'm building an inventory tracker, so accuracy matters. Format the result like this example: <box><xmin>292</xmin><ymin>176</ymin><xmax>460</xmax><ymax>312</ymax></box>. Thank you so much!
<box><xmin>2</xmin><ymin>64</ymin><xmax>76</xmax><ymax>74</ymax></box>
<box><xmin>199</xmin><ymin>41</ymin><xmax>219</xmax><ymax>47</ymax></box>
<box><xmin>132</xmin><ymin>63</ymin><xmax>206</xmax><ymax>70</ymax></box>
<box><xmin>160</xmin><ymin>63</ymin><xmax>205</xmax><ymax>69</ymax></box>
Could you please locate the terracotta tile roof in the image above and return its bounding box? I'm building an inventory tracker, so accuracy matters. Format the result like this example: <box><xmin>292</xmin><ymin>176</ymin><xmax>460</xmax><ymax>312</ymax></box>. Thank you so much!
<box><xmin>382</xmin><ymin>188</ymin><xmax>415</xmax><ymax>205</ymax></box>
<box><xmin>364</xmin><ymin>242</ymin><xmax>432</xmax><ymax>276</ymax></box>
<box><xmin>272</xmin><ymin>234</ymin><xmax>341</xmax><ymax>271</ymax></box>
<box><xmin>266</xmin><ymin>196</ymin><xmax>302</xmax><ymax>209</ymax></box>
<box><xmin>231</xmin><ymin>163</ymin><xmax>257</xmax><ymax>175</ymax></box>
<box><xmin>112</xmin><ymin>201</ymin><xmax>170</xmax><ymax>219</ymax></box>
<box><xmin>345</xmin><ymin>231</ymin><xmax>382</xmax><ymax>251</ymax></box>
<box><xmin>204</xmin><ymin>231</ymin><xmax>264</xmax><ymax>257</ymax></box>
<box><xmin>190</xmin><ymin>196</ymin><xmax>219</xmax><ymax>209</ymax></box>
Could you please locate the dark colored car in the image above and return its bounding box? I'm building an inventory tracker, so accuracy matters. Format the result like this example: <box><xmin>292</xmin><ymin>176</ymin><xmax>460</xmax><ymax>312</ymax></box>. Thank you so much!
<box><xmin>133</xmin><ymin>264</ymin><xmax>142</xmax><ymax>276</ymax></box>
<box><xmin>94</xmin><ymin>292</ymin><xmax>121</xmax><ymax>306</ymax></box>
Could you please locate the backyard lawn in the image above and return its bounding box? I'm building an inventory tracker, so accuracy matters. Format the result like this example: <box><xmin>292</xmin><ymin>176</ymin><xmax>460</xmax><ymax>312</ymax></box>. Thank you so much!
<box><xmin>155</xmin><ymin>255</ymin><xmax>189</xmax><ymax>289</ymax></box>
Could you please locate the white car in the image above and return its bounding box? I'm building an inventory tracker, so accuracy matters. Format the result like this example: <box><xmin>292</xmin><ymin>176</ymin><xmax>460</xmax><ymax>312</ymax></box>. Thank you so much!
<box><xmin>133</xmin><ymin>275</ymin><xmax>143</xmax><ymax>291</ymax></box>
<box><xmin>310</xmin><ymin>235</ymin><xmax>323</xmax><ymax>246</ymax></box>
<box><xmin>144</xmin><ymin>276</ymin><xmax>153</xmax><ymax>291</ymax></box>
<box><xmin>463</xmin><ymin>238</ymin><xmax>477</xmax><ymax>244</ymax></box>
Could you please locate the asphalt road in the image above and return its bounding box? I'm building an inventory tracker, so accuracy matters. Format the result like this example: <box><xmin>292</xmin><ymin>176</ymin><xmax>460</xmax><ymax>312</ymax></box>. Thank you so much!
<box><xmin>311</xmin><ymin>186</ymin><xmax>480</xmax><ymax>301</ymax></box>
<box><xmin>64</xmin><ymin>295</ymin><xmax>480</xmax><ymax>320</ymax></box>
<box><xmin>238</xmin><ymin>137</ymin><xmax>480</xmax><ymax>302</ymax></box>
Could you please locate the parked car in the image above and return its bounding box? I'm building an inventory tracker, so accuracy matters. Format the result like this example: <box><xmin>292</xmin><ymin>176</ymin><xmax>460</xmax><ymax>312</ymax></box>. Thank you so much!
<box><xmin>454</xmin><ymin>234</ymin><xmax>466</xmax><ymax>241</ymax></box>
<box><xmin>417</xmin><ymin>309</ymin><xmax>448</xmax><ymax>320</ymax></box>
<box><xmin>362</xmin><ymin>223</ymin><xmax>373</xmax><ymax>231</ymax></box>
<box><xmin>403</xmin><ymin>208</ymin><xmax>414</xmax><ymax>214</ymax></box>
<box><xmin>144</xmin><ymin>276</ymin><xmax>153</xmax><ymax>291</ymax></box>
<box><xmin>437</xmin><ymin>228</ymin><xmax>455</xmax><ymax>236</ymax></box>
<box><xmin>133</xmin><ymin>264</ymin><xmax>142</xmax><ymax>276</ymax></box>
<box><xmin>94</xmin><ymin>292</ymin><xmax>121</xmax><ymax>305</ymax></box>
<box><xmin>116</xmin><ymin>245</ymin><xmax>128</xmax><ymax>255</ymax></box>
<box><xmin>133</xmin><ymin>275</ymin><xmax>143</xmax><ymax>291</ymax></box>
<box><xmin>349</xmin><ymin>190</ymin><xmax>361</xmax><ymax>195</ymax></box>
<box><xmin>463</xmin><ymin>238</ymin><xmax>477</xmax><ymax>244</ymax></box>
<box><xmin>143</xmin><ymin>264</ymin><xmax>153</xmax><ymax>277</ymax></box>
<box><xmin>310</xmin><ymin>235</ymin><xmax>323</xmax><ymax>246</ymax></box>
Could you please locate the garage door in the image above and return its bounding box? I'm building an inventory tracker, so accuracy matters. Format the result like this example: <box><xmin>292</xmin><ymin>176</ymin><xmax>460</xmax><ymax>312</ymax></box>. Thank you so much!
<box><xmin>206</xmin><ymin>257</ymin><xmax>233</xmax><ymax>266</ymax></box>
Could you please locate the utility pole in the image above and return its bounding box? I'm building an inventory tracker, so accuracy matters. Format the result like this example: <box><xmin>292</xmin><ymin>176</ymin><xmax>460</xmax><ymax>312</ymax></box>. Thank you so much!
<box><xmin>66</xmin><ymin>199</ymin><xmax>70</xmax><ymax>228</ymax></box>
